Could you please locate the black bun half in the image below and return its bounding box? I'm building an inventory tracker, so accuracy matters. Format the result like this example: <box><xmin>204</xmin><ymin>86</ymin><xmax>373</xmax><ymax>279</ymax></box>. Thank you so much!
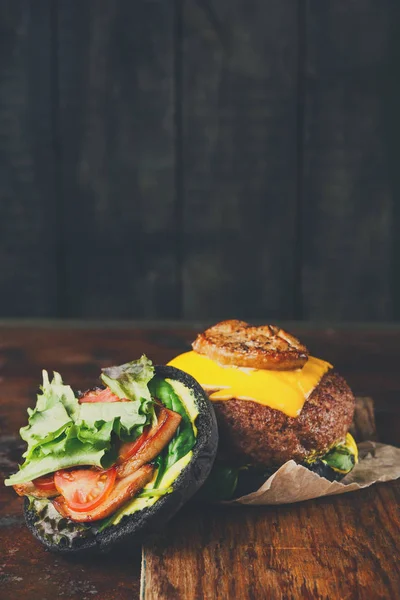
<box><xmin>24</xmin><ymin>366</ymin><xmax>218</xmax><ymax>554</ymax></box>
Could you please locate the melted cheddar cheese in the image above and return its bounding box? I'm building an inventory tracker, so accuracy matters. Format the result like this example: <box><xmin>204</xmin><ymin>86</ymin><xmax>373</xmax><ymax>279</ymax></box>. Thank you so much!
<box><xmin>168</xmin><ymin>351</ymin><xmax>332</xmax><ymax>418</ymax></box>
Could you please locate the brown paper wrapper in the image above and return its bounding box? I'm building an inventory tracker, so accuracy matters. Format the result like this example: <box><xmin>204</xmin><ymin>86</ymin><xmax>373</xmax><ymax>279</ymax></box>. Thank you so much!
<box><xmin>225</xmin><ymin>441</ymin><xmax>400</xmax><ymax>505</ymax></box>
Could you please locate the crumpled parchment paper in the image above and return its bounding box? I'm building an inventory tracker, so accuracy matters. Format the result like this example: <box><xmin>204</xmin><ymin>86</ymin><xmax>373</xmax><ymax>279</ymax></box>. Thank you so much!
<box><xmin>225</xmin><ymin>442</ymin><xmax>400</xmax><ymax>505</ymax></box>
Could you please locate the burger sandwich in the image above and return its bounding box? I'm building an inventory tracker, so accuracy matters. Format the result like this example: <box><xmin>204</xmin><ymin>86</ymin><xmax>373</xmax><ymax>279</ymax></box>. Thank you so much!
<box><xmin>168</xmin><ymin>320</ymin><xmax>358</xmax><ymax>500</ymax></box>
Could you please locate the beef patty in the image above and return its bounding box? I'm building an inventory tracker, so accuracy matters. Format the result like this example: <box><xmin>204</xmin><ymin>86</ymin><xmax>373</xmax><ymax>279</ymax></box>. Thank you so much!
<box><xmin>212</xmin><ymin>371</ymin><xmax>355</xmax><ymax>467</ymax></box>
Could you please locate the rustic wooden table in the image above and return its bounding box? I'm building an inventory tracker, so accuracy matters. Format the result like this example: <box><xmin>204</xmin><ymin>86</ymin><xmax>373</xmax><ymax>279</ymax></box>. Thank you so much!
<box><xmin>1</xmin><ymin>322</ymin><xmax>399</xmax><ymax>600</ymax></box>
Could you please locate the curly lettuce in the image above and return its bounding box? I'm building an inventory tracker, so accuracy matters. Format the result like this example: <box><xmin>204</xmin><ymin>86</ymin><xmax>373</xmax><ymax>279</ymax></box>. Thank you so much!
<box><xmin>101</xmin><ymin>355</ymin><xmax>153</xmax><ymax>403</ymax></box>
<box><xmin>5</xmin><ymin>357</ymin><xmax>156</xmax><ymax>486</ymax></box>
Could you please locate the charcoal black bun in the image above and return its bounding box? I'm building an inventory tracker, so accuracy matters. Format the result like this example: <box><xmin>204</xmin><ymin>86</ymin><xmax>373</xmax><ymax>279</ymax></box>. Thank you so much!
<box><xmin>24</xmin><ymin>366</ymin><xmax>218</xmax><ymax>554</ymax></box>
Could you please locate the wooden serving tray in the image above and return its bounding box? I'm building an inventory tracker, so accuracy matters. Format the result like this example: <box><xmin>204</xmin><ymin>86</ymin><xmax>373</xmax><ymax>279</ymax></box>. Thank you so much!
<box><xmin>141</xmin><ymin>397</ymin><xmax>397</xmax><ymax>600</ymax></box>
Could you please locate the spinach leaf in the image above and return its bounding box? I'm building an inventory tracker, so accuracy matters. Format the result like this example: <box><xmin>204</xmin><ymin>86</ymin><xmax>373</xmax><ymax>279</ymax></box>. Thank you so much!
<box><xmin>148</xmin><ymin>377</ymin><xmax>196</xmax><ymax>477</ymax></box>
<box><xmin>153</xmin><ymin>452</ymin><xmax>167</xmax><ymax>487</ymax></box>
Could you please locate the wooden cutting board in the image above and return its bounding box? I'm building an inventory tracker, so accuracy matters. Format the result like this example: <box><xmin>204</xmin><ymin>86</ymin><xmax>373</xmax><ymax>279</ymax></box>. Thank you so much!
<box><xmin>141</xmin><ymin>397</ymin><xmax>400</xmax><ymax>600</ymax></box>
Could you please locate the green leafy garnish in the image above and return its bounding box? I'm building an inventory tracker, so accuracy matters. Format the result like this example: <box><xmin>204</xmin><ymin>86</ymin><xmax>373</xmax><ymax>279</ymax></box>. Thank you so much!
<box><xmin>148</xmin><ymin>378</ymin><xmax>196</xmax><ymax>485</ymax></box>
<box><xmin>5</xmin><ymin>361</ymin><xmax>155</xmax><ymax>486</ymax></box>
<box><xmin>101</xmin><ymin>355</ymin><xmax>154</xmax><ymax>403</ymax></box>
<box><xmin>20</xmin><ymin>371</ymin><xmax>78</xmax><ymax>461</ymax></box>
<box><xmin>77</xmin><ymin>401</ymin><xmax>150</xmax><ymax>442</ymax></box>
<box><xmin>321</xmin><ymin>445</ymin><xmax>356</xmax><ymax>473</ymax></box>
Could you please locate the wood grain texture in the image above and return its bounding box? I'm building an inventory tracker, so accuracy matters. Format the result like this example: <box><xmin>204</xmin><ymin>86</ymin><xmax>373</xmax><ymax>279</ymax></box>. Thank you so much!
<box><xmin>181</xmin><ymin>0</ymin><xmax>299</xmax><ymax>320</ymax></box>
<box><xmin>0</xmin><ymin>523</ymin><xmax>141</xmax><ymax>600</ymax></box>
<box><xmin>142</xmin><ymin>483</ymin><xmax>400</xmax><ymax>600</ymax></box>
<box><xmin>0</xmin><ymin>0</ymin><xmax>57</xmax><ymax>317</ymax></box>
<box><xmin>301</xmin><ymin>1</ymin><xmax>395</xmax><ymax>320</ymax></box>
<box><xmin>56</xmin><ymin>0</ymin><xmax>178</xmax><ymax>318</ymax></box>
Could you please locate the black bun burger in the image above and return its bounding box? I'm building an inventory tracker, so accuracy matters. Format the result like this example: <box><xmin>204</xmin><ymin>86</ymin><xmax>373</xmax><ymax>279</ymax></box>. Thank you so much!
<box><xmin>4</xmin><ymin>356</ymin><xmax>218</xmax><ymax>553</ymax></box>
<box><xmin>168</xmin><ymin>320</ymin><xmax>358</xmax><ymax>500</ymax></box>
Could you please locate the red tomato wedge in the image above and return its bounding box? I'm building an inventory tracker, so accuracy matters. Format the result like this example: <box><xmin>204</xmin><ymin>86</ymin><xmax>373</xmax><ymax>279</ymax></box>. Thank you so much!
<box><xmin>79</xmin><ymin>388</ymin><xmax>127</xmax><ymax>403</ymax></box>
<box><xmin>118</xmin><ymin>428</ymin><xmax>150</xmax><ymax>463</ymax></box>
<box><xmin>54</xmin><ymin>467</ymin><xmax>116</xmax><ymax>512</ymax></box>
<box><xmin>32</xmin><ymin>474</ymin><xmax>58</xmax><ymax>494</ymax></box>
<box><xmin>52</xmin><ymin>465</ymin><xmax>154</xmax><ymax>522</ymax></box>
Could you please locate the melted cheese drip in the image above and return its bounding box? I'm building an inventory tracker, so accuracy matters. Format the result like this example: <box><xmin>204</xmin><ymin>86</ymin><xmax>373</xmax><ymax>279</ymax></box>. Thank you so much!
<box><xmin>168</xmin><ymin>351</ymin><xmax>332</xmax><ymax>418</ymax></box>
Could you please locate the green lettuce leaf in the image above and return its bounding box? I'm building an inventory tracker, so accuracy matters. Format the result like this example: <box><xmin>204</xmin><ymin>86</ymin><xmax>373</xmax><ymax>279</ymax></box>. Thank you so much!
<box><xmin>78</xmin><ymin>401</ymin><xmax>149</xmax><ymax>441</ymax></box>
<box><xmin>5</xmin><ymin>442</ymin><xmax>110</xmax><ymax>485</ymax></box>
<box><xmin>5</xmin><ymin>364</ymin><xmax>154</xmax><ymax>486</ymax></box>
<box><xmin>20</xmin><ymin>370</ymin><xmax>79</xmax><ymax>461</ymax></box>
<box><xmin>100</xmin><ymin>355</ymin><xmax>154</xmax><ymax>403</ymax></box>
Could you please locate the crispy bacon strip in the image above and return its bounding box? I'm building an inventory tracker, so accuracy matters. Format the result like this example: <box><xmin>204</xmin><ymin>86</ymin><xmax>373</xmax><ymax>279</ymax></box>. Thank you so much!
<box><xmin>13</xmin><ymin>482</ymin><xmax>58</xmax><ymax>499</ymax></box>
<box><xmin>52</xmin><ymin>464</ymin><xmax>154</xmax><ymax>522</ymax></box>
<box><xmin>116</xmin><ymin>408</ymin><xmax>182</xmax><ymax>480</ymax></box>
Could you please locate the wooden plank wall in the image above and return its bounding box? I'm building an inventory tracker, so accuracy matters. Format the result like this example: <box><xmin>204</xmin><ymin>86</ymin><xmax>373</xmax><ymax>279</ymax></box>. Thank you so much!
<box><xmin>181</xmin><ymin>0</ymin><xmax>298</xmax><ymax>321</ymax></box>
<box><xmin>56</xmin><ymin>0</ymin><xmax>178</xmax><ymax>318</ymax></box>
<box><xmin>0</xmin><ymin>0</ymin><xmax>58</xmax><ymax>316</ymax></box>
<box><xmin>302</xmin><ymin>1</ymin><xmax>396</xmax><ymax>321</ymax></box>
<box><xmin>0</xmin><ymin>0</ymin><xmax>398</xmax><ymax>321</ymax></box>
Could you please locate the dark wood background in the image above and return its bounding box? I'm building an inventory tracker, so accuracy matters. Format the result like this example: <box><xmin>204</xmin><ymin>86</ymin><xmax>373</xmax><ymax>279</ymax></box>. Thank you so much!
<box><xmin>1</xmin><ymin>0</ymin><xmax>399</xmax><ymax>321</ymax></box>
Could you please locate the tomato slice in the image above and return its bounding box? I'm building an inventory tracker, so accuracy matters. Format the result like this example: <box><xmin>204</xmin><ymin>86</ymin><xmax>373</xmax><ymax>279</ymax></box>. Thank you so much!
<box><xmin>118</xmin><ymin>428</ymin><xmax>150</xmax><ymax>463</ymax></box>
<box><xmin>79</xmin><ymin>388</ymin><xmax>127</xmax><ymax>403</ymax></box>
<box><xmin>33</xmin><ymin>474</ymin><xmax>57</xmax><ymax>493</ymax></box>
<box><xmin>54</xmin><ymin>467</ymin><xmax>116</xmax><ymax>512</ymax></box>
